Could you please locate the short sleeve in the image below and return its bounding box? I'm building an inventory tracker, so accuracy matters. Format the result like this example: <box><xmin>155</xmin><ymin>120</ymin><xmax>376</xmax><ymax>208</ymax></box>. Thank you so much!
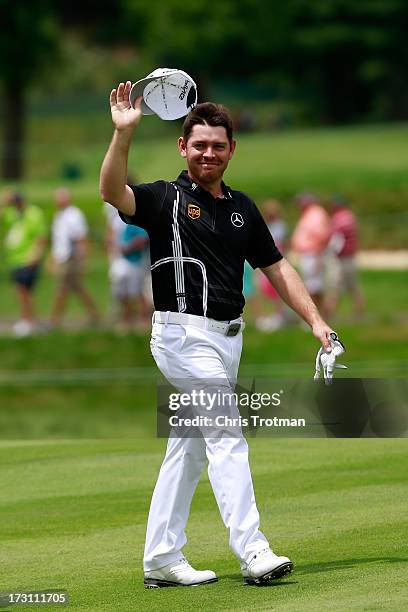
<box><xmin>104</xmin><ymin>202</ymin><xmax>118</xmax><ymax>225</ymax></box>
<box><xmin>32</xmin><ymin>207</ymin><xmax>47</xmax><ymax>238</ymax></box>
<box><xmin>119</xmin><ymin>181</ymin><xmax>168</xmax><ymax>231</ymax></box>
<box><xmin>123</xmin><ymin>225</ymin><xmax>149</xmax><ymax>240</ymax></box>
<box><xmin>69</xmin><ymin>209</ymin><xmax>88</xmax><ymax>240</ymax></box>
<box><xmin>246</xmin><ymin>201</ymin><xmax>283</xmax><ymax>269</ymax></box>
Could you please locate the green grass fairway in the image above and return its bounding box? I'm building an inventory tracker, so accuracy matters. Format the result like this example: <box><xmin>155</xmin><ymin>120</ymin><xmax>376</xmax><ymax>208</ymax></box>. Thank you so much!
<box><xmin>1</xmin><ymin>438</ymin><xmax>407</xmax><ymax>611</ymax></box>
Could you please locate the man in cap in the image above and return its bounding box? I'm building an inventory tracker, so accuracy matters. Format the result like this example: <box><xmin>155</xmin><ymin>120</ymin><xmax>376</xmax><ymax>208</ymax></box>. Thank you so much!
<box><xmin>100</xmin><ymin>81</ymin><xmax>334</xmax><ymax>587</ymax></box>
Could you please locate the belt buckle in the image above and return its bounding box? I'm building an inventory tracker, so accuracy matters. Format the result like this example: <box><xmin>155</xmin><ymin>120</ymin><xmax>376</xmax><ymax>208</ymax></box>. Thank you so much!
<box><xmin>226</xmin><ymin>322</ymin><xmax>241</xmax><ymax>337</ymax></box>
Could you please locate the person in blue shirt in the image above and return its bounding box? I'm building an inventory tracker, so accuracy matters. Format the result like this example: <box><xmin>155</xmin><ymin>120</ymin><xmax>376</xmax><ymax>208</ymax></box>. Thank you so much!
<box><xmin>106</xmin><ymin>204</ymin><xmax>152</xmax><ymax>331</ymax></box>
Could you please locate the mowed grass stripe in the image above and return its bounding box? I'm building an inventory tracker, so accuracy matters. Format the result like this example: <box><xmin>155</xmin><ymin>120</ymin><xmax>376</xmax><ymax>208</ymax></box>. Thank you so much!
<box><xmin>0</xmin><ymin>453</ymin><xmax>161</xmax><ymax>505</ymax></box>
<box><xmin>2</xmin><ymin>439</ymin><xmax>406</xmax><ymax>502</ymax></box>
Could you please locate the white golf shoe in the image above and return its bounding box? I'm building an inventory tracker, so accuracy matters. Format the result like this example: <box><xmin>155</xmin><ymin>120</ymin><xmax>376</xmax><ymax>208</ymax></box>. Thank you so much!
<box><xmin>242</xmin><ymin>548</ymin><xmax>293</xmax><ymax>585</ymax></box>
<box><xmin>144</xmin><ymin>557</ymin><xmax>218</xmax><ymax>588</ymax></box>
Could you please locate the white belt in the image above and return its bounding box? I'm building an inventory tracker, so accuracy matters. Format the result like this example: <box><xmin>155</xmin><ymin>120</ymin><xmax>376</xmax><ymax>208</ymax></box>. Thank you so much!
<box><xmin>153</xmin><ymin>311</ymin><xmax>245</xmax><ymax>337</ymax></box>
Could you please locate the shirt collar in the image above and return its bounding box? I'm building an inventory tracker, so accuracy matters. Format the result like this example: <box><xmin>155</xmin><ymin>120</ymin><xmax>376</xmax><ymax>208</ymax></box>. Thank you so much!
<box><xmin>175</xmin><ymin>170</ymin><xmax>233</xmax><ymax>200</ymax></box>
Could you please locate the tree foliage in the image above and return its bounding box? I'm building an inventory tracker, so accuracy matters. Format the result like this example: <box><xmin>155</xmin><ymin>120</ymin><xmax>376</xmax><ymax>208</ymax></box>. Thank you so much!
<box><xmin>1</xmin><ymin>0</ymin><xmax>408</xmax><ymax>178</ymax></box>
<box><xmin>0</xmin><ymin>1</ymin><xmax>59</xmax><ymax>178</ymax></box>
<box><xmin>124</xmin><ymin>0</ymin><xmax>408</xmax><ymax>122</ymax></box>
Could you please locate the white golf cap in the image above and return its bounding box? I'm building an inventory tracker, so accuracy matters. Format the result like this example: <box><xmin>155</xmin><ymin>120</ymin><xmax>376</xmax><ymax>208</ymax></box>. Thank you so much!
<box><xmin>130</xmin><ymin>68</ymin><xmax>197</xmax><ymax>120</ymax></box>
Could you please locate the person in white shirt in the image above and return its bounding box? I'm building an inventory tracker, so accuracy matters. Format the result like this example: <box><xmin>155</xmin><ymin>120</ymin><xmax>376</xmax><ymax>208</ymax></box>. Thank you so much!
<box><xmin>50</xmin><ymin>187</ymin><xmax>99</xmax><ymax>327</ymax></box>
<box><xmin>104</xmin><ymin>201</ymin><xmax>152</xmax><ymax>331</ymax></box>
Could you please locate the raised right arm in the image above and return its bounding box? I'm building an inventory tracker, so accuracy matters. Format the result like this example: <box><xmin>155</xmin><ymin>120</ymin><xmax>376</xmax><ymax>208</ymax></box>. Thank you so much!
<box><xmin>99</xmin><ymin>81</ymin><xmax>143</xmax><ymax>216</ymax></box>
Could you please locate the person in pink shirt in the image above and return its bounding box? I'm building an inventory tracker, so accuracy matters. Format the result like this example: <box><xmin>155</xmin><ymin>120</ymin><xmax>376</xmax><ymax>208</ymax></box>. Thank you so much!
<box><xmin>324</xmin><ymin>195</ymin><xmax>365</xmax><ymax>318</ymax></box>
<box><xmin>291</xmin><ymin>192</ymin><xmax>331</xmax><ymax>310</ymax></box>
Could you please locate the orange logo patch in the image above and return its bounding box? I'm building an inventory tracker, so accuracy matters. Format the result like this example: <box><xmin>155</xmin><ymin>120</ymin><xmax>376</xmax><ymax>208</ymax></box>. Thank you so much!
<box><xmin>187</xmin><ymin>203</ymin><xmax>201</xmax><ymax>220</ymax></box>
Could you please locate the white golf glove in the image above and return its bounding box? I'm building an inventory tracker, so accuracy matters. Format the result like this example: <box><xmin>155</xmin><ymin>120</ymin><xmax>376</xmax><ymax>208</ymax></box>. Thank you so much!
<box><xmin>314</xmin><ymin>332</ymin><xmax>347</xmax><ymax>385</ymax></box>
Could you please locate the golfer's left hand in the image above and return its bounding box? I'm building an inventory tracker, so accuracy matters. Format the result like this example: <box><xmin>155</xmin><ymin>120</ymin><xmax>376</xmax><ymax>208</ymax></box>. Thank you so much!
<box><xmin>311</xmin><ymin>321</ymin><xmax>335</xmax><ymax>352</ymax></box>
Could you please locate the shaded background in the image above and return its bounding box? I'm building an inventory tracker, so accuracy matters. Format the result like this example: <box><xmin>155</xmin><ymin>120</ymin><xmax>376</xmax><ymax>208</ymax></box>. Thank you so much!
<box><xmin>2</xmin><ymin>0</ymin><xmax>408</xmax><ymax>173</ymax></box>
<box><xmin>1</xmin><ymin>0</ymin><xmax>408</xmax><ymax>241</ymax></box>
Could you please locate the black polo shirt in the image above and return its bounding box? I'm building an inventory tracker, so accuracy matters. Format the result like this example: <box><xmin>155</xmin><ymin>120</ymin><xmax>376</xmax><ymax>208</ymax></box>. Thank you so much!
<box><xmin>120</xmin><ymin>170</ymin><xmax>282</xmax><ymax>320</ymax></box>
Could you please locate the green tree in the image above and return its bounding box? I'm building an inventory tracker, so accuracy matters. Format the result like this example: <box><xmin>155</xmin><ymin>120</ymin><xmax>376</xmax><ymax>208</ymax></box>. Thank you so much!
<box><xmin>0</xmin><ymin>0</ymin><xmax>134</xmax><ymax>180</ymax></box>
<box><xmin>125</xmin><ymin>0</ymin><xmax>408</xmax><ymax>123</ymax></box>
<box><xmin>0</xmin><ymin>1</ymin><xmax>59</xmax><ymax>179</ymax></box>
<box><xmin>2</xmin><ymin>0</ymin><xmax>407</xmax><ymax>181</ymax></box>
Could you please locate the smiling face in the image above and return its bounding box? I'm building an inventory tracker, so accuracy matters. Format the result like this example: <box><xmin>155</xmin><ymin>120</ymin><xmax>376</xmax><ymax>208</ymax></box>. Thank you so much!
<box><xmin>178</xmin><ymin>124</ymin><xmax>236</xmax><ymax>189</ymax></box>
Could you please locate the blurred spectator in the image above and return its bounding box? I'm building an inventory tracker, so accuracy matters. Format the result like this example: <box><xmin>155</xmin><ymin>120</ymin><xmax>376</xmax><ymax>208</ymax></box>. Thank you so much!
<box><xmin>50</xmin><ymin>187</ymin><xmax>99</xmax><ymax>327</ymax></box>
<box><xmin>256</xmin><ymin>200</ymin><xmax>290</xmax><ymax>331</ymax></box>
<box><xmin>105</xmin><ymin>202</ymin><xmax>152</xmax><ymax>331</ymax></box>
<box><xmin>263</xmin><ymin>199</ymin><xmax>288</xmax><ymax>250</ymax></box>
<box><xmin>1</xmin><ymin>191</ymin><xmax>47</xmax><ymax>336</ymax></box>
<box><xmin>243</xmin><ymin>260</ymin><xmax>261</xmax><ymax>321</ymax></box>
<box><xmin>324</xmin><ymin>195</ymin><xmax>365</xmax><ymax>319</ymax></box>
<box><xmin>291</xmin><ymin>192</ymin><xmax>331</xmax><ymax>312</ymax></box>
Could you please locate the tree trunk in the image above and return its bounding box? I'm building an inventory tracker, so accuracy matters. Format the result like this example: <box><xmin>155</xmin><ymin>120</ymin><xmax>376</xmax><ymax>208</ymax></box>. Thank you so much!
<box><xmin>1</xmin><ymin>82</ymin><xmax>25</xmax><ymax>180</ymax></box>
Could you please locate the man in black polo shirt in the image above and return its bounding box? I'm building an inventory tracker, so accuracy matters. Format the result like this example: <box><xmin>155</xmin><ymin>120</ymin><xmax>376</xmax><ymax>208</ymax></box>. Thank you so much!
<box><xmin>100</xmin><ymin>81</ymin><xmax>334</xmax><ymax>588</ymax></box>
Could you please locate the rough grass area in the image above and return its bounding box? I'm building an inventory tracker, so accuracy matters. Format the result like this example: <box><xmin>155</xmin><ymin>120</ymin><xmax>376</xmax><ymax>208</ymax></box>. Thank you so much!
<box><xmin>0</xmin><ymin>269</ymin><xmax>406</xmax><ymax>442</ymax></box>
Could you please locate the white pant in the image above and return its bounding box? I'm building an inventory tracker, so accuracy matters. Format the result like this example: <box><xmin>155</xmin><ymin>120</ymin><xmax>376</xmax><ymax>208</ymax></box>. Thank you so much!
<box><xmin>109</xmin><ymin>257</ymin><xmax>148</xmax><ymax>298</ymax></box>
<box><xmin>144</xmin><ymin>314</ymin><xmax>269</xmax><ymax>571</ymax></box>
<box><xmin>299</xmin><ymin>252</ymin><xmax>327</xmax><ymax>294</ymax></box>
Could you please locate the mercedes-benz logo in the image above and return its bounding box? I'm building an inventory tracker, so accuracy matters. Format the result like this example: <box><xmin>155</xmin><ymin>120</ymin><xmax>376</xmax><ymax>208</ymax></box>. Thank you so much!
<box><xmin>231</xmin><ymin>212</ymin><xmax>244</xmax><ymax>228</ymax></box>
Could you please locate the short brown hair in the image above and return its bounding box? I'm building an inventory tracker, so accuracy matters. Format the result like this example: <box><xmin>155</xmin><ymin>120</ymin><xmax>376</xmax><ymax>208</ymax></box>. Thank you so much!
<box><xmin>183</xmin><ymin>102</ymin><xmax>234</xmax><ymax>144</ymax></box>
